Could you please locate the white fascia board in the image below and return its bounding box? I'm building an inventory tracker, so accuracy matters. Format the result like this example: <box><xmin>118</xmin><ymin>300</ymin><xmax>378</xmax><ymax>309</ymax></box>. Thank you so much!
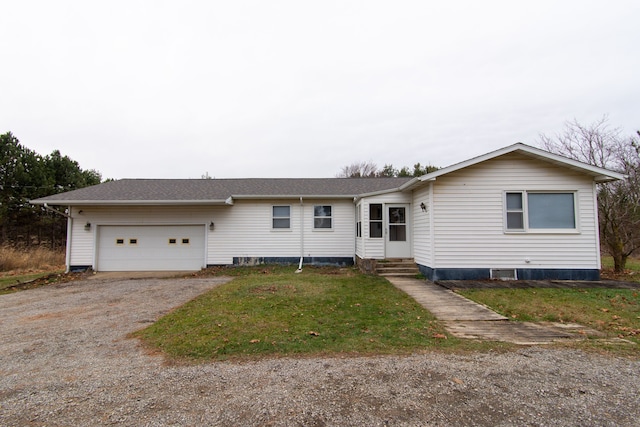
<box><xmin>30</xmin><ymin>199</ymin><xmax>231</xmax><ymax>206</ymax></box>
<box><xmin>414</xmin><ymin>143</ymin><xmax>626</xmax><ymax>183</ymax></box>
<box><xmin>353</xmin><ymin>186</ymin><xmax>412</xmax><ymax>202</ymax></box>
<box><xmin>230</xmin><ymin>194</ymin><xmax>356</xmax><ymax>200</ymax></box>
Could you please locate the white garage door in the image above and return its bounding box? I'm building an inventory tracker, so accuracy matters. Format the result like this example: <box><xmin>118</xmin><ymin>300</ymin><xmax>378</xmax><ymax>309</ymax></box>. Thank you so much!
<box><xmin>97</xmin><ymin>225</ymin><xmax>205</xmax><ymax>271</ymax></box>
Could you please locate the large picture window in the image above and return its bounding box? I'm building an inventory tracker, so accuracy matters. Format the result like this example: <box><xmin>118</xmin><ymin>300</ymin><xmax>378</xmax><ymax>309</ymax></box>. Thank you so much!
<box><xmin>505</xmin><ymin>192</ymin><xmax>576</xmax><ymax>231</ymax></box>
<box><xmin>369</xmin><ymin>204</ymin><xmax>383</xmax><ymax>238</ymax></box>
<box><xmin>313</xmin><ymin>205</ymin><xmax>332</xmax><ymax>229</ymax></box>
<box><xmin>272</xmin><ymin>206</ymin><xmax>291</xmax><ymax>229</ymax></box>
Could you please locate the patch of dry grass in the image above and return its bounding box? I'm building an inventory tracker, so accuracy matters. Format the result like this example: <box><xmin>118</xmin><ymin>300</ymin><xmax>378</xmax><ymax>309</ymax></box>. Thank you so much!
<box><xmin>0</xmin><ymin>246</ymin><xmax>65</xmax><ymax>273</ymax></box>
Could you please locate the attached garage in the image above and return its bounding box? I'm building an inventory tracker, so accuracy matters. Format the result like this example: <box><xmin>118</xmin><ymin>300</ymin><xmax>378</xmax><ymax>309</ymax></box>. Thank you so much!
<box><xmin>96</xmin><ymin>225</ymin><xmax>206</xmax><ymax>271</ymax></box>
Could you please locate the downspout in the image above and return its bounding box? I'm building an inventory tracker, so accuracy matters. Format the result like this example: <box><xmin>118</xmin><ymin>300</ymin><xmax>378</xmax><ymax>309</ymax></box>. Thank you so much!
<box><xmin>295</xmin><ymin>197</ymin><xmax>304</xmax><ymax>273</ymax></box>
<box><xmin>65</xmin><ymin>209</ymin><xmax>72</xmax><ymax>273</ymax></box>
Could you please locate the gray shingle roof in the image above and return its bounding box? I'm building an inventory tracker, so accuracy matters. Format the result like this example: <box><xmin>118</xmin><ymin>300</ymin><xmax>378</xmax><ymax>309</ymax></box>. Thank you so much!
<box><xmin>31</xmin><ymin>178</ymin><xmax>414</xmax><ymax>205</ymax></box>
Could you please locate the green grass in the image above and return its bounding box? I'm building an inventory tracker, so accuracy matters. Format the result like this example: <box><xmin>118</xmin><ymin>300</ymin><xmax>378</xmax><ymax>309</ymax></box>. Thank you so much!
<box><xmin>134</xmin><ymin>266</ymin><xmax>466</xmax><ymax>361</ymax></box>
<box><xmin>458</xmin><ymin>287</ymin><xmax>640</xmax><ymax>345</ymax></box>
<box><xmin>0</xmin><ymin>270</ymin><xmax>65</xmax><ymax>294</ymax></box>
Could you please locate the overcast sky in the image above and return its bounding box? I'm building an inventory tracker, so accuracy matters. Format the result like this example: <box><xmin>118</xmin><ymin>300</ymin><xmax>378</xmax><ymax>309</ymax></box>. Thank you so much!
<box><xmin>2</xmin><ymin>1</ymin><xmax>638</xmax><ymax>179</ymax></box>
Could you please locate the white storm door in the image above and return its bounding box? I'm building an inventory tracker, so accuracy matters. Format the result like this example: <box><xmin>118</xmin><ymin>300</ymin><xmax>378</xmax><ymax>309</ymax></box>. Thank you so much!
<box><xmin>385</xmin><ymin>204</ymin><xmax>411</xmax><ymax>258</ymax></box>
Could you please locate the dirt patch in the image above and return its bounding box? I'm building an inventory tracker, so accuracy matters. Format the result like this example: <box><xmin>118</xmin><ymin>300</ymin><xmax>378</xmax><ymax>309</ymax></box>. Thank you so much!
<box><xmin>0</xmin><ymin>276</ymin><xmax>639</xmax><ymax>426</ymax></box>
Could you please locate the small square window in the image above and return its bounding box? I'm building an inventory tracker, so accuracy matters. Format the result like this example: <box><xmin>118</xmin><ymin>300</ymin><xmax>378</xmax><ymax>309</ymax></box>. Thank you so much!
<box><xmin>169</xmin><ymin>238</ymin><xmax>177</xmax><ymax>244</ymax></box>
<box><xmin>313</xmin><ymin>205</ymin><xmax>332</xmax><ymax>229</ymax></box>
<box><xmin>272</xmin><ymin>206</ymin><xmax>291</xmax><ymax>229</ymax></box>
<box><xmin>129</xmin><ymin>238</ymin><xmax>138</xmax><ymax>245</ymax></box>
<box><xmin>116</xmin><ymin>238</ymin><xmax>124</xmax><ymax>245</ymax></box>
<box><xmin>182</xmin><ymin>238</ymin><xmax>190</xmax><ymax>244</ymax></box>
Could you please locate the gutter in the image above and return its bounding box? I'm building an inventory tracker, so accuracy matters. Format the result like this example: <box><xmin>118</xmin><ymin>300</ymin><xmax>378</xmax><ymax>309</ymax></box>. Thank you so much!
<box><xmin>30</xmin><ymin>199</ymin><xmax>232</xmax><ymax>206</ymax></box>
<box><xmin>42</xmin><ymin>203</ymin><xmax>72</xmax><ymax>218</ymax></box>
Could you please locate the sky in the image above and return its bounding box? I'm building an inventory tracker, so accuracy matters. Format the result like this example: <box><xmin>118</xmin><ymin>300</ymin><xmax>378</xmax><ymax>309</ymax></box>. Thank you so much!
<box><xmin>2</xmin><ymin>1</ymin><xmax>639</xmax><ymax>180</ymax></box>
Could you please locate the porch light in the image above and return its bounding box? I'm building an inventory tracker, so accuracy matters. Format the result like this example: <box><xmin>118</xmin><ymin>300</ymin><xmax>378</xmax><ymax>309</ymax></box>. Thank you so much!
<box><xmin>209</xmin><ymin>221</ymin><xmax>215</xmax><ymax>231</ymax></box>
<box><xmin>84</xmin><ymin>222</ymin><xmax>91</xmax><ymax>231</ymax></box>
<box><xmin>420</xmin><ymin>202</ymin><xmax>427</xmax><ymax>212</ymax></box>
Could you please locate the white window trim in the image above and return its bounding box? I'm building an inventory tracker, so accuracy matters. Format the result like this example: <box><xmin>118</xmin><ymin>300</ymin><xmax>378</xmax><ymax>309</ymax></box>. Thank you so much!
<box><xmin>356</xmin><ymin>204</ymin><xmax>362</xmax><ymax>238</ymax></box>
<box><xmin>503</xmin><ymin>190</ymin><xmax>580</xmax><ymax>234</ymax></box>
<box><xmin>272</xmin><ymin>205</ymin><xmax>292</xmax><ymax>231</ymax></box>
<box><xmin>313</xmin><ymin>205</ymin><xmax>333</xmax><ymax>231</ymax></box>
<box><xmin>369</xmin><ymin>203</ymin><xmax>383</xmax><ymax>239</ymax></box>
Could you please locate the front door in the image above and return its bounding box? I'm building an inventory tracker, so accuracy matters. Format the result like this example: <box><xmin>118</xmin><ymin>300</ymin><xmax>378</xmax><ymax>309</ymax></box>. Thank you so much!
<box><xmin>385</xmin><ymin>204</ymin><xmax>411</xmax><ymax>258</ymax></box>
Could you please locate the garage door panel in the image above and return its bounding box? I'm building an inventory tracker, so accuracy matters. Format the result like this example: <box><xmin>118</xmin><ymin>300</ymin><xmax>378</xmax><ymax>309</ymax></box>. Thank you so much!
<box><xmin>97</xmin><ymin>225</ymin><xmax>205</xmax><ymax>271</ymax></box>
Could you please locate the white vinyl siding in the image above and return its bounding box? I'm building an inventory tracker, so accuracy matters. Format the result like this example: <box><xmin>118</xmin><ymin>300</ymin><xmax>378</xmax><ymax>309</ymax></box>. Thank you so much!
<box><xmin>304</xmin><ymin>200</ymin><xmax>353</xmax><ymax>257</ymax></box>
<box><xmin>356</xmin><ymin>192</ymin><xmax>411</xmax><ymax>259</ymax></box>
<box><xmin>208</xmin><ymin>200</ymin><xmax>354</xmax><ymax>264</ymax></box>
<box><xmin>429</xmin><ymin>152</ymin><xmax>600</xmax><ymax>270</ymax></box>
<box><xmin>412</xmin><ymin>183</ymin><xmax>433</xmax><ymax>267</ymax></box>
<box><xmin>272</xmin><ymin>205</ymin><xmax>291</xmax><ymax>229</ymax></box>
<box><xmin>313</xmin><ymin>205</ymin><xmax>332</xmax><ymax>229</ymax></box>
<box><xmin>68</xmin><ymin>201</ymin><xmax>355</xmax><ymax>269</ymax></box>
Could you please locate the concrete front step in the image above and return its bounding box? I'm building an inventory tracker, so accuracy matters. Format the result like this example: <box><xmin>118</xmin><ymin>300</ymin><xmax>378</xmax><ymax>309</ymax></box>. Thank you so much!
<box><xmin>376</xmin><ymin>259</ymin><xmax>420</xmax><ymax>277</ymax></box>
<box><xmin>379</xmin><ymin>272</ymin><xmax>421</xmax><ymax>278</ymax></box>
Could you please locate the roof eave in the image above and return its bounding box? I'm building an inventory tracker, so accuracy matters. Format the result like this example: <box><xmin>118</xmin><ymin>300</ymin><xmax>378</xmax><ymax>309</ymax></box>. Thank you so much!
<box><xmin>230</xmin><ymin>194</ymin><xmax>358</xmax><ymax>200</ymax></box>
<box><xmin>30</xmin><ymin>199</ymin><xmax>231</xmax><ymax>206</ymax></box>
<box><xmin>353</xmin><ymin>186</ymin><xmax>410</xmax><ymax>202</ymax></box>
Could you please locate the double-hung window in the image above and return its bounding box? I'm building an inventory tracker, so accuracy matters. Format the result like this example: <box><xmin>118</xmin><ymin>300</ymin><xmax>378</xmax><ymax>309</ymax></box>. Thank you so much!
<box><xmin>272</xmin><ymin>206</ymin><xmax>291</xmax><ymax>229</ymax></box>
<box><xmin>313</xmin><ymin>205</ymin><xmax>332</xmax><ymax>229</ymax></box>
<box><xmin>505</xmin><ymin>191</ymin><xmax>577</xmax><ymax>232</ymax></box>
<box><xmin>369</xmin><ymin>204</ymin><xmax>383</xmax><ymax>238</ymax></box>
<box><xmin>356</xmin><ymin>205</ymin><xmax>362</xmax><ymax>237</ymax></box>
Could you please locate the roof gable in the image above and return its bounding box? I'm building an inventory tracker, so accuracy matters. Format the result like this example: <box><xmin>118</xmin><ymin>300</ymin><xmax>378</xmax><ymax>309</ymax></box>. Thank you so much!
<box><xmin>401</xmin><ymin>143</ymin><xmax>625</xmax><ymax>190</ymax></box>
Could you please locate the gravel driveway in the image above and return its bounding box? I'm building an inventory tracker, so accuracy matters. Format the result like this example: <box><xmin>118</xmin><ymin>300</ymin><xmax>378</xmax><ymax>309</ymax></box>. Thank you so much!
<box><xmin>1</xmin><ymin>276</ymin><xmax>639</xmax><ymax>426</ymax></box>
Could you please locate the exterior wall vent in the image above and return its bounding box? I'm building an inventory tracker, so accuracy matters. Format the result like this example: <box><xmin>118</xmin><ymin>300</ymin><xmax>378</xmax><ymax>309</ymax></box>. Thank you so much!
<box><xmin>491</xmin><ymin>269</ymin><xmax>517</xmax><ymax>281</ymax></box>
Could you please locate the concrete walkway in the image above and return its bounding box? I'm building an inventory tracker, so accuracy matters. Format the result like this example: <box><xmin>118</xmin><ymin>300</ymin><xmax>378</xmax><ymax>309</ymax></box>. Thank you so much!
<box><xmin>386</xmin><ymin>277</ymin><xmax>598</xmax><ymax>345</ymax></box>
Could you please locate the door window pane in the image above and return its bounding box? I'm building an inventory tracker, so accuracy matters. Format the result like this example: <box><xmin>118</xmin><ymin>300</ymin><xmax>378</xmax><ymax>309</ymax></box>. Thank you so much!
<box><xmin>389</xmin><ymin>225</ymin><xmax>406</xmax><ymax>241</ymax></box>
<box><xmin>389</xmin><ymin>207</ymin><xmax>405</xmax><ymax>224</ymax></box>
<box><xmin>388</xmin><ymin>207</ymin><xmax>406</xmax><ymax>241</ymax></box>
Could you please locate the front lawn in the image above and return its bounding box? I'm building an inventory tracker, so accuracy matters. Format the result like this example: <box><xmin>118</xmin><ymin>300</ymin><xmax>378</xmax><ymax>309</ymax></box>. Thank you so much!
<box><xmin>458</xmin><ymin>287</ymin><xmax>640</xmax><ymax>345</ymax></box>
<box><xmin>134</xmin><ymin>267</ymin><xmax>460</xmax><ymax>361</ymax></box>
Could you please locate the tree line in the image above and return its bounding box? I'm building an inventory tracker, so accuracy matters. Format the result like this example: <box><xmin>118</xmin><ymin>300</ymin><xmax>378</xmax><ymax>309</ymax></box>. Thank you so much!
<box><xmin>0</xmin><ymin>132</ymin><xmax>102</xmax><ymax>249</ymax></box>
<box><xmin>337</xmin><ymin>161</ymin><xmax>439</xmax><ymax>178</ymax></box>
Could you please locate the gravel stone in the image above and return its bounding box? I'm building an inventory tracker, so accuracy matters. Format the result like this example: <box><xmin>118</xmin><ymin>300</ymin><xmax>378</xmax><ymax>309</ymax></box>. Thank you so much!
<box><xmin>1</xmin><ymin>277</ymin><xmax>639</xmax><ymax>426</ymax></box>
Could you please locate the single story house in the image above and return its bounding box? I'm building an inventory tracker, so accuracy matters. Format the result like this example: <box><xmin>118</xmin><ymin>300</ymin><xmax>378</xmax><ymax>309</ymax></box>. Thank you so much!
<box><xmin>31</xmin><ymin>143</ymin><xmax>625</xmax><ymax>280</ymax></box>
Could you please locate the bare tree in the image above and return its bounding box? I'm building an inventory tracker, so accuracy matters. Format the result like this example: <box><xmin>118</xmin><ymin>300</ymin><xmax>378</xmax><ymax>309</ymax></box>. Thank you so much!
<box><xmin>540</xmin><ymin>117</ymin><xmax>640</xmax><ymax>272</ymax></box>
<box><xmin>337</xmin><ymin>161</ymin><xmax>439</xmax><ymax>178</ymax></box>
<box><xmin>336</xmin><ymin>161</ymin><xmax>379</xmax><ymax>178</ymax></box>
